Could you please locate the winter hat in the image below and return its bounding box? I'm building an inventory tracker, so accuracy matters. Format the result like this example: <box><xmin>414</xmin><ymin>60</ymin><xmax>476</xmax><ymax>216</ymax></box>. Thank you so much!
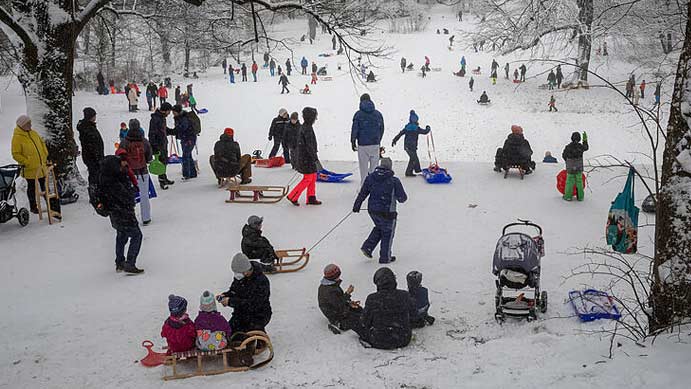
<box><xmin>83</xmin><ymin>107</ymin><xmax>96</xmax><ymax>121</ymax></box>
<box><xmin>545</xmin><ymin>151</ymin><xmax>552</xmax><ymax>157</ymax></box>
<box><xmin>302</xmin><ymin>107</ymin><xmax>318</xmax><ymax>125</ymax></box>
<box><xmin>248</xmin><ymin>215</ymin><xmax>263</xmax><ymax>228</ymax></box>
<box><xmin>373</xmin><ymin>267</ymin><xmax>397</xmax><ymax>290</ymax></box>
<box><xmin>231</xmin><ymin>253</ymin><xmax>252</xmax><ymax>279</ymax></box>
<box><xmin>571</xmin><ymin>131</ymin><xmax>581</xmax><ymax>142</ymax></box>
<box><xmin>129</xmin><ymin>118</ymin><xmax>141</xmax><ymax>132</ymax></box>
<box><xmin>409</xmin><ymin>110</ymin><xmax>419</xmax><ymax>124</ymax></box>
<box><xmin>199</xmin><ymin>290</ymin><xmax>217</xmax><ymax>312</ymax></box>
<box><xmin>511</xmin><ymin>124</ymin><xmax>523</xmax><ymax>135</ymax></box>
<box><xmin>224</xmin><ymin>127</ymin><xmax>234</xmax><ymax>137</ymax></box>
<box><xmin>379</xmin><ymin>157</ymin><xmax>393</xmax><ymax>170</ymax></box>
<box><xmin>278</xmin><ymin>108</ymin><xmax>288</xmax><ymax>117</ymax></box>
<box><xmin>16</xmin><ymin>115</ymin><xmax>31</xmax><ymax>130</ymax></box>
<box><xmin>120</xmin><ymin>122</ymin><xmax>127</xmax><ymax>128</ymax></box>
<box><xmin>406</xmin><ymin>270</ymin><xmax>423</xmax><ymax>290</ymax></box>
<box><xmin>323</xmin><ymin>264</ymin><xmax>341</xmax><ymax>281</ymax></box>
<box><xmin>360</xmin><ymin>93</ymin><xmax>371</xmax><ymax>102</ymax></box>
<box><xmin>290</xmin><ymin>112</ymin><xmax>299</xmax><ymax>120</ymax></box>
<box><xmin>160</xmin><ymin>102</ymin><xmax>173</xmax><ymax>112</ymax></box>
<box><xmin>172</xmin><ymin>104</ymin><xmax>183</xmax><ymax>113</ymax></box>
<box><xmin>168</xmin><ymin>294</ymin><xmax>188</xmax><ymax>317</ymax></box>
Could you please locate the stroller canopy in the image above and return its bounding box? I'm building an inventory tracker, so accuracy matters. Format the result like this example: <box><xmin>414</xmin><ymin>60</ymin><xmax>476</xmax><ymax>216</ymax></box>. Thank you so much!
<box><xmin>492</xmin><ymin>232</ymin><xmax>540</xmax><ymax>275</ymax></box>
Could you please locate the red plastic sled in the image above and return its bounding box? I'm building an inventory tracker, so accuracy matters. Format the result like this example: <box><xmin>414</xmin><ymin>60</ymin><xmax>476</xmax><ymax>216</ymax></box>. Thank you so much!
<box><xmin>556</xmin><ymin>169</ymin><xmax>587</xmax><ymax>195</ymax></box>
<box><xmin>140</xmin><ymin>340</ymin><xmax>167</xmax><ymax>367</ymax></box>
<box><xmin>513</xmin><ymin>80</ymin><xmax>523</xmax><ymax>84</ymax></box>
<box><xmin>255</xmin><ymin>156</ymin><xmax>285</xmax><ymax>168</ymax></box>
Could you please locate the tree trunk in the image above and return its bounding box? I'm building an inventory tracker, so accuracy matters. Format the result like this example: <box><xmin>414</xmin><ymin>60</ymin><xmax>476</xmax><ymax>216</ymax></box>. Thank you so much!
<box><xmin>575</xmin><ymin>0</ymin><xmax>593</xmax><ymax>82</ymax></box>
<box><xmin>184</xmin><ymin>42</ymin><xmax>191</xmax><ymax>76</ymax></box>
<box><xmin>83</xmin><ymin>23</ymin><xmax>91</xmax><ymax>55</ymax></box>
<box><xmin>650</xmin><ymin>0</ymin><xmax>691</xmax><ymax>332</ymax></box>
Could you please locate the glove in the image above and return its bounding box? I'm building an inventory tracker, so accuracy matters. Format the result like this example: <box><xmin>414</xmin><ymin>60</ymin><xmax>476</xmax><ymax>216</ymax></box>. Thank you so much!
<box><xmin>351</xmin><ymin>142</ymin><xmax>358</xmax><ymax>152</ymax></box>
<box><xmin>582</xmin><ymin>131</ymin><xmax>588</xmax><ymax>143</ymax></box>
<box><xmin>352</xmin><ymin>207</ymin><xmax>360</xmax><ymax>213</ymax></box>
<box><xmin>268</xmin><ymin>136</ymin><xmax>272</xmax><ymax>141</ymax></box>
<box><xmin>426</xmin><ymin>125</ymin><xmax>431</xmax><ymax>131</ymax></box>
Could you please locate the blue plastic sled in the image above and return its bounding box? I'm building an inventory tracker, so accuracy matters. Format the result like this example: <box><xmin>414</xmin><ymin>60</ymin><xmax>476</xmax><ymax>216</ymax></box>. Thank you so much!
<box><xmin>317</xmin><ymin>169</ymin><xmax>352</xmax><ymax>183</ymax></box>
<box><xmin>167</xmin><ymin>154</ymin><xmax>182</xmax><ymax>164</ymax></box>
<box><xmin>197</xmin><ymin>108</ymin><xmax>208</xmax><ymax>114</ymax></box>
<box><xmin>569</xmin><ymin>289</ymin><xmax>621</xmax><ymax>322</ymax></box>
<box><xmin>135</xmin><ymin>176</ymin><xmax>158</xmax><ymax>203</ymax></box>
<box><xmin>422</xmin><ymin>167</ymin><xmax>452</xmax><ymax>184</ymax></box>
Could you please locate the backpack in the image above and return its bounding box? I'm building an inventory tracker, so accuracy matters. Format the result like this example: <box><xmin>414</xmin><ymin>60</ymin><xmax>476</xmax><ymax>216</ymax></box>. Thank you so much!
<box><xmin>126</xmin><ymin>141</ymin><xmax>147</xmax><ymax>170</ymax></box>
<box><xmin>188</xmin><ymin>111</ymin><xmax>202</xmax><ymax>135</ymax></box>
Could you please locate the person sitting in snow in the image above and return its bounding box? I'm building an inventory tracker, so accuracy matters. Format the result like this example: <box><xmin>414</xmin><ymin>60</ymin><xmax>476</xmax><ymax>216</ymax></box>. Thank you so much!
<box><xmin>391</xmin><ymin>110</ymin><xmax>431</xmax><ymax>177</ymax></box>
<box><xmin>218</xmin><ymin>253</ymin><xmax>272</xmax><ymax>334</ymax></box>
<box><xmin>561</xmin><ymin>131</ymin><xmax>589</xmax><ymax>201</ymax></box>
<box><xmin>477</xmin><ymin>91</ymin><xmax>490</xmax><ymax>104</ymax></box>
<box><xmin>493</xmin><ymin>125</ymin><xmax>535</xmax><ymax>174</ymax></box>
<box><xmin>194</xmin><ymin>291</ymin><xmax>232</xmax><ymax>351</ymax></box>
<box><xmin>161</xmin><ymin>294</ymin><xmax>196</xmax><ymax>354</ymax></box>
<box><xmin>407</xmin><ymin>271</ymin><xmax>435</xmax><ymax>328</ymax></box>
<box><xmin>366</xmin><ymin>70</ymin><xmax>377</xmax><ymax>83</ymax></box>
<box><xmin>542</xmin><ymin>151</ymin><xmax>558</xmax><ymax>163</ymax></box>
<box><xmin>241</xmin><ymin>215</ymin><xmax>278</xmax><ymax>272</ymax></box>
<box><xmin>302</xmin><ymin>84</ymin><xmax>311</xmax><ymax>94</ymax></box>
<box><xmin>318</xmin><ymin>264</ymin><xmax>363</xmax><ymax>335</ymax></box>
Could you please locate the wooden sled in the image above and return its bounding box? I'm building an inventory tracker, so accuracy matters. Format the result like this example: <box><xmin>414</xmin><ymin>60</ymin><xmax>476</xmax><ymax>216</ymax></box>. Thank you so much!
<box><xmin>274</xmin><ymin>248</ymin><xmax>310</xmax><ymax>273</ymax></box>
<box><xmin>319</xmin><ymin>76</ymin><xmax>333</xmax><ymax>81</ymax></box>
<box><xmin>163</xmin><ymin>331</ymin><xmax>273</xmax><ymax>381</ymax></box>
<box><xmin>35</xmin><ymin>164</ymin><xmax>61</xmax><ymax>224</ymax></box>
<box><xmin>504</xmin><ymin>165</ymin><xmax>526</xmax><ymax>180</ymax></box>
<box><xmin>226</xmin><ymin>185</ymin><xmax>288</xmax><ymax>204</ymax></box>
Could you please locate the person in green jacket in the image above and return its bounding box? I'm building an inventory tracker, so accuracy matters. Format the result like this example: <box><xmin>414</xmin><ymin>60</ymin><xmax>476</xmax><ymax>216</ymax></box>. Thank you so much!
<box><xmin>562</xmin><ymin>131</ymin><xmax>589</xmax><ymax>201</ymax></box>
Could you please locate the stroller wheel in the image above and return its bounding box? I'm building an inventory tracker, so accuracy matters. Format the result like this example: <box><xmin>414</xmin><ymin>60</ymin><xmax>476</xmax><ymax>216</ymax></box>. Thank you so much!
<box><xmin>527</xmin><ymin>308</ymin><xmax>537</xmax><ymax>321</ymax></box>
<box><xmin>18</xmin><ymin>208</ymin><xmax>29</xmax><ymax>227</ymax></box>
<box><xmin>539</xmin><ymin>291</ymin><xmax>548</xmax><ymax>313</ymax></box>
<box><xmin>494</xmin><ymin>308</ymin><xmax>505</xmax><ymax>323</ymax></box>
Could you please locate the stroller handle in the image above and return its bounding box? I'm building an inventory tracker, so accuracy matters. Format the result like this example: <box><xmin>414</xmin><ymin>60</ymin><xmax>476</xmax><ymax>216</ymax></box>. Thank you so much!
<box><xmin>502</xmin><ymin>219</ymin><xmax>542</xmax><ymax>236</ymax></box>
<box><xmin>0</xmin><ymin>164</ymin><xmax>22</xmax><ymax>170</ymax></box>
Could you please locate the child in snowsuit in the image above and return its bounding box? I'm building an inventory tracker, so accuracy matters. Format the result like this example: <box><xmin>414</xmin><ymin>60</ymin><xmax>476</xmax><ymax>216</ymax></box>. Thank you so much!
<box><xmin>548</xmin><ymin>95</ymin><xmax>558</xmax><ymax>112</ymax></box>
<box><xmin>241</xmin><ymin>215</ymin><xmax>278</xmax><ymax>272</ymax></box>
<box><xmin>302</xmin><ymin>84</ymin><xmax>311</xmax><ymax>94</ymax></box>
<box><xmin>317</xmin><ymin>264</ymin><xmax>364</xmax><ymax>335</ymax></box>
<box><xmin>477</xmin><ymin>91</ymin><xmax>490</xmax><ymax>104</ymax></box>
<box><xmin>161</xmin><ymin>294</ymin><xmax>196</xmax><ymax>354</ymax></box>
<box><xmin>543</xmin><ymin>151</ymin><xmax>558</xmax><ymax>163</ymax></box>
<box><xmin>561</xmin><ymin>131</ymin><xmax>589</xmax><ymax>201</ymax></box>
<box><xmin>406</xmin><ymin>271</ymin><xmax>435</xmax><ymax>328</ymax></box>
<box><xmin>391</xmin><ymin>110</ymin><xmax>431</xmax><ymax>176</ymax></box>
<box><xmin>118</xmin><ymin>122</ymin><xmax>128</xmax><ymax>143</ymax></box>
<box><xmin>194</xmin><ymin>291</ymin><xmax>232</xmax><ymax>351</ymax></box>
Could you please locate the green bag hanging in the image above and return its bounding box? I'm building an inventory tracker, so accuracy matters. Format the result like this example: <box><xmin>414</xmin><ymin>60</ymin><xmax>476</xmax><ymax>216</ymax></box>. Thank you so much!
<box><xmin>149</xmin><ymin>153</ymin><xmax>167</xmax><ymax>176</ymax></box>
<box><xmin>605</xmin><ymin>168</ymin><xmax>639</xmax><ymax>254</ymax></box>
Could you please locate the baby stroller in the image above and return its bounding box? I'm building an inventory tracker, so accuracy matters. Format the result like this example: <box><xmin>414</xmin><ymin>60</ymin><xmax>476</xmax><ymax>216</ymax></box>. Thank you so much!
<box><xmin>492</xmin><ymin>220</ymin><xmax>547</xmax><ymax>322</ymax></box>
<box><xmin>0</xmin><ymin>164</ymin><xmax>30</xmax><ymax>227</ymax></box>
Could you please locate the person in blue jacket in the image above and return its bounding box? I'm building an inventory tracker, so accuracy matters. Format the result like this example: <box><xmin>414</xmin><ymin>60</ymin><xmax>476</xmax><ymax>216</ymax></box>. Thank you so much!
<box><xmin>351</xmin><ymin>93</ymin><xmax>385</xmax><ymax>185</ymax></box>
<box><xmin>353</xmin><ymin>158</ymin><xmax>407</xmax><ymax>264</ymax></box>
<box><xmin>300</xmin><ymin>57</ymin><xmax>309</xmax><ymax>75</ymax></box>
<box><xmin>391</xmin><ymin>110</ymin><xmax>431</xmax><ymax>176</ymax></box>
<box><xmin>172</xmin><ymin>105</ymin><xmax>197</xmax><ymax>179</ymax></box>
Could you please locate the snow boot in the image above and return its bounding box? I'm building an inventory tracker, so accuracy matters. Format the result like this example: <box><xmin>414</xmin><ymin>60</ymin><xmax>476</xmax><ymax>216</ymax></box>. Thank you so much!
<box><xmin>425</xmin><ymin>315</ymin><xmax>436</xmax><ymax>325</ymax></box>
<box><xmin>159</xmin><ymin>181</ymin><xmax>168</xmax><ymax>190</ymax></box>
<box><xmin>124</xmin><ymin>264</ymin><xmax>144</xmax><ymax>274</ymax></box>
<box><xmin>287</xmin><ymin>197</ymin><xmax>300</xmax><ymax>206</ymax></box>
<box><xmin>379</xmin><ymin>256</ymin><xmax>396</xmax><ymax>264</ymax></box>
<box><xmin>361</xmin><ymin>248</ymin><xmax>373</xmax><ymax>259</ymax></box>
<box><xmin>116</xmin><ymin>263</ymin><xmax>124</xmax><ymax>273</ymax></box>
<box><xmin>307</xmin><ymin>196</ymin><xmax>322</xmax><ymax>205</ymax></box>
<box><xmin>143</xmin><ymin>220</ymin><xmax>152</xmax><ymax>226</ymax></box>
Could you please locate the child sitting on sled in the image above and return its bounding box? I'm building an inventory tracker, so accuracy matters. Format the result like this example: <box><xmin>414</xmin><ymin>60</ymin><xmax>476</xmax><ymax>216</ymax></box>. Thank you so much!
<box><xmin>241</xmin><ymin>215</ymin><xmax>278</xmax><ymax>272</ymax></box>
<box><xmin>407</xmin><ymin>271</ymin><xmax>435</xmax><ymax>328</ymax></box>
<box><xmin>391</xmin><ymin>110</ymin><xmax>431</xmax><ymax>177</ymax></box>
<box><xmin>301</xmin><ymin>84</ymin><xmax>311</xmax><ymax>94</ymax></box>
<box><xmin>194</xmin><ymin>291</ymin><xmax>232</xmax><ymax>351</ymax></box>
<box><xmin>161</xmin><ymin>294</ymin><xmax>196</xmax><ymax>354</ymax></box>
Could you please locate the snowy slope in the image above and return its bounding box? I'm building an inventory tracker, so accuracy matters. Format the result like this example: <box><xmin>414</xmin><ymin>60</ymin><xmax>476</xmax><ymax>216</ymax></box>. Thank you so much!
<box><xmin>1</xmin><ymin>7</ymin><xmax>688</xmax><ymax>389</ymax></box>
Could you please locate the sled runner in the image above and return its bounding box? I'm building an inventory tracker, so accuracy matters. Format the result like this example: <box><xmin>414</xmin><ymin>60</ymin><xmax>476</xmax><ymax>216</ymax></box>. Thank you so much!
<box><xmin>161</xmin><ymin>331</ymin><xmax>274</xmax><ymax>380</ymax></box>
<box><xmin>504</xmin><ymin>165</ymin><xmax>526</xmax><ymax>179</ymax></box>
<box><xmin>226</xmin><ymin>185</ymin><xmax>288</xmax><ymax>204</ymax></box>
<box><xmin>254</xmin><ymin>156</ymin><xmax>285</xmax><ymax>168</ymax></box>
<box><xmin>317</xmin><ymin>169</ymin><xmax>353</xmax><ymax>183</ymax></box>
<box><xmin>568</xmin><ymin>289</ymin><xmax>621</xmax><ymax>322</ymax></box>
<box><xmin>274</xmin><ymin>248</ymin><xmax>310</xmax><ymax>273</ymax></box>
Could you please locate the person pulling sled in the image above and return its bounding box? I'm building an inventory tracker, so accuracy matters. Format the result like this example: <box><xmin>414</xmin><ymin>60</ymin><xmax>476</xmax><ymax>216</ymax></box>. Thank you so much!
<box><xmin>391</xmin><ymin>110</ymin><xmax>431</xmax><ymax>176</ymax></box>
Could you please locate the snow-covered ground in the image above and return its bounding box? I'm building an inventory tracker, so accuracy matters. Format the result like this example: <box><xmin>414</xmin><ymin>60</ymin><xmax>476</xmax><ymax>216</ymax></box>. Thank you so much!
<box><xmin>1</xmin><ymin>8</ymin><xmax>688</xmax><ymax>389</ymax></box>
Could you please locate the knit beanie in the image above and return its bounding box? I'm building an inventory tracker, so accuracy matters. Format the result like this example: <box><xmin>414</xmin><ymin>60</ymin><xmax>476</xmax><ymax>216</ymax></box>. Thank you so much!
<box><xmin>379</xmin><ymin>157</ymin><xmax>393</xmax><ymax>170</ymax></box>
<box><xmin>323</xmin><ymin>264</ymin><xmax>341</xmax><ymax>281</ymax></box>
<box><xmin>231</xmin><ymin>253</ymin><xmax>252</xmax><ymax>279</ymax></box>
<box><xmin>199</xmin><ymin>290</ymin><xmax>217</xmax><ymax>312</ymax></box>
<box><xmin>16</xmin><ymin>115</ymin><xmax>31</xmax><ymax>130</ymax></box>
<box><xmin>571</xmin><ymin>131</ymin><xmax>581</xmax><ymax>142</ymax></box>
<box><xmin>278</xmin><ymin>108</ymin><xmax>288</xmax><ymax>117</ymax></box>
<box><xmin>168</xmin><ymin>294</ymin><xmax>187</xmax><ymax>317</ymax></box>
<box><xmin>247</xmin><ymin>215</ymin><xmax>263</xmax><ymax>228</ymax></box>
<box><xmin>409</xmin><ymin>110</ymin><xmax>419</xmax><ymax>124</ymax></box>
<box><xmin>83</xmin><ymin>107</ymin><xmax>96</xmax><ymax>121</ymax></box>
<box><xmin>360</xmin><ymin>93</ymin><xmax>371</xmax><ymax>102</ymax></box>
<box><xmin>120</xmin><ymin>122</ymin><xmax>127</xmax><ymax>128</ymax></box>
<box><xmin>511</xmin><ymin>124</ymin><xmax>523</xmax><ymax>135</ymax></box>
<box><xmin>224</xmin><ymin>127</ymin><xmax>234</xmax><ymax>137</ymax></box>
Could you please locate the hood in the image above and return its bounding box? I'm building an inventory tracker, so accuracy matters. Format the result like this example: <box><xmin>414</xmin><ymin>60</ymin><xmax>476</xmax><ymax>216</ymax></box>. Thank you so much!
<box><xmin>248</xmin><ymin>260</ymin><xmax>265</xmax><ymax>277</ymax></box>
<box><xmin>359</xmin><ymin>99</ymin><xmax>376</xmax><ymax>113</ymax></box>
<box><xmin>302</xmin><ymin>107</ymin><xmax>317</xmax><ymax>126</ymax></box>
<box><xmin>165</xmin><ymin>314</ymin><xmax>191</xmax><ymax>329</ymax></box>
<box><xmin>370</xmin><ymin>166</ymin><xmax>394</xmax><ymax>182</ymax></box>
<box><xmin>125</xmin><ymin>127</ymin><xmax>143</xmax><ymax>141</ymax></box>
<box><xmin>570</xmin><ymin>131</ymin><xmax>581</xmax><ymax>143</ymax></box>
<box><xmin>100</xmin><ymin>155</ymin><xmax>123</xmax><ymax>177</ymax></box>
<box><xmin>373</xmin><ymin>267</ymin><xmax>397</xmax><ymax>291</ymax></box>
<box><xmin>76</xmin><ymin>119</ymin><xmax>96</xmax><ymax>134</ymax></box>
<box><xmin>219</xmin><ymin>133</ymin><xmax>235</xmax><ymax>142</ymax></box>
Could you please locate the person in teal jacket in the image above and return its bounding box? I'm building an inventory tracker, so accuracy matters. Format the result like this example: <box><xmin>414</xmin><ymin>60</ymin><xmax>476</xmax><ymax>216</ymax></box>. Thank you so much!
<box><xmin>391</xmin><ymin>110</ymin><xmax>431</xmax><ymax>176</ymax></box>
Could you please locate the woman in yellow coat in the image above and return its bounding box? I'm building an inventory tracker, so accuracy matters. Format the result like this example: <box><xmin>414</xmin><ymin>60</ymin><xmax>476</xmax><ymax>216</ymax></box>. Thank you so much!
<box><xmin>11</xmin><ymin>114</ymin><xmax>61</xmax><ymax>216</ymax></box>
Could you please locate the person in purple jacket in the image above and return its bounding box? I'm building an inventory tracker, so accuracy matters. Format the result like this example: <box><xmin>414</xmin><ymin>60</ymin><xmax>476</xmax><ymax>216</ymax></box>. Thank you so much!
<box><xmin>194</xmin><ymin>290</ymin><xmax>232</xmax><ymax>350</ymax></box>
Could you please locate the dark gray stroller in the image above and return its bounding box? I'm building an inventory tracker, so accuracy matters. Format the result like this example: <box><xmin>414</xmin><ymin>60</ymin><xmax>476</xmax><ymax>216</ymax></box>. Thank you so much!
<box><xmin>493</xmin><ymin>220</ymin><xmax>547</xmax><ymax>322</ymax></box>
<box><xmin>0</xmin><ymin>164</ymin><xmax>29</xmax><ymax>227</ymax></box>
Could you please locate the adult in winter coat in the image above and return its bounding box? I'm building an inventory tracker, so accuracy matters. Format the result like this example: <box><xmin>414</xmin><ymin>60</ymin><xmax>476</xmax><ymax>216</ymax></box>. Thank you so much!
<box><xmin>391</xmin><ymin>110</ymin><xmax>431</xmax><ymax>176</ymax></box>
<box><xmin>460</xmin><ymin>56</ymin><xmax>466</xmax><ymax>72</ymax></box>
<box><xmin>287</xmin><ymin>107</ymin><xmax>321</xmax><ymax>205</ymax></box>
<box><xmin>562</xmin><ymin>131</ymin><xmax>589</xmax><ymax>201</ymax></box>
<box><xmin>263</xmin><ymin>52</ymin><xmax>270</xmax><ymax>67</ymax></box>
<box><xmin>241</xmin><ymin>215</ymin><xmax>278</xmax><ymax>270</ymax></box>
<box><xmin>222</xmin><ymin>58</ymin><xmax>227</xmax><ymax>74</ymax></box>
<box><xmin>127</xmin><ymin>85</ymin><xmax>139</xmax><ymax>112</ymax></box>
<box><xmin>11</xmin><ymin>115</ymin><xmax>61</xmax><ymax>216</ymax></box>
<box><xmin>219</xmin><ymin>253</ymin><xmax>272</xmax><ymax>333</ymax></box>
<box><xmin>148</xmin><ymin>102</ymin><xmax>175</xmax><ymax>190</ymax></box>
<box><xmin>519</xmin><ymin>64</ymin><xmax>527</xmax><ymax>82</ymax></box>
<box><xmin>285</xmin><ymin>58</ymin><xmax>292</xmax><ymax>75</ymax></box>
<box><xmin>359</xmin><ymin>267</ymin><xmax>416</xmax><ymax>349</ymax></box>
<box><xmin>228</xmin><ymin>64</ymin><xmax>235</xmax><ymax>84</ymax></box>
<box><xmin>174</xmin><ymin>85</ymin><xmax>181</xmax><ymax>105</ymax></box>
<box><xmin>504</xmin><ymin>63</ymin><xmax>510</xmax><ymax>79</ymax></box>
<box><xmin>251</xmin><ymin>61</ymin><xmax>259</xmax><ymax>82</ymax></box>
<box><xmin>146</xmin><ymin>81</ymin><xmax>158</xmax><ymax>111</ymax></box>
<box><xmin>158</xmin><ymin>83</ymin><xmax>168</xmax><ymax>104</ymax></box>
<box><xmin>269</xmin><ymin>59</ymin><xmax>276</xmax><ymax>77</ymax></box>
<box><xmin>640</xmin><ymin>80</ymin><xmax>646</xmax><ymax>99</ymax></box>
<box><xmin>556</xmin><ymin>65</ymin><xmax>564</xmax><ymax>88</ymax></box>
<box><xmin>301</xmin><ymin>57</ymin><xmax>309</xmax><ymax>75</ymax></box>
<box><xmin>311</xmin><ymin>62</ymin><xmax>318</xmax><ymax>75</ymax></box>
<box><xmin>332</xmin><ymin>35</ymin><xmax>337</xmax><ymax>50</ymax></box>
<box><xmin>119</xmin><ymin>119</ymin><xmax>153</xmax><ymax>225</ymax></box>
<box><xmin>76</xmin><ymin>107</ymin><xmax>104</xmax><ymax>206</ymax></box>
<box><xmin>268</xmin><ymin>109</ymin><xmax>290</xmax><ymax>160</ymax></box>
<box><xmin>172</xmin><ymin>105</ymin><xmax>197</xmax><ymax>179</ymax></box>
<box><xmin>400</xmin><ymin>57</ymin><xmax>407</xmax><ymax>73</ymax></box>
<box><xmin>493</xmin><ymin>125</ymin><xmax>534</xmax><ymax>173</ymax></box>
<box><xmin>318</xmin><ymin>264</ymin><xmax>363</xmax><ymax>334</ymax></box>
<box><xmin>353</xmin><ymin>158</ymin><xmax>407</xmax><ymax>264</ymax></box>
<box><xmin>547</xmin><ymin>70</ymin><xmax>556</xmax><ymax>90</ymax></box>
<box><xmin>97</xmin><ymin>155</ymin><xmax>143</xmax><ymax>273</ymax></box>
<box><xmin>278</xmin><ymin>74</ymin><xmax>290</xmax><ymax>94</ymax></box>
<box><xmin>654</xmin><ymin>82</ymin><xmax>661</xmax><ymax>107</ymax></box>
<box><xmin>283</xmin><ymin>112</ymin><xmax>300</xmax><ymax>167</ymax></box>
<box><xmin>194</xmin><ymin>291</ymin><xmax>232</xmax><ymax>351</ymax></box>
<box><xmin>210</xmin><ymin>128</ymin><xmax>252</xmax><ymax>184</ymax></box>
<box><xmin>241</xmin><ymin>64</ymin><xmax>248</xmax><ymax>82</ymax></box>
<box><xmin>351</xmin><ymin>93</ymin><xmax>385</xmax><ymax>185</ymax></box>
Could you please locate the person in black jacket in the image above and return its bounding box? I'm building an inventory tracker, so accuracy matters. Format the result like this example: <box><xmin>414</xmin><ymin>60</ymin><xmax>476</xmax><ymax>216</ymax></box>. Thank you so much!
<box><xmin>562</xmin><ymin>131</ymin><xmax>589</xmax><ymax>201</ymax></box>
<box><xmin>210</xmin><ymin>128</ymin><xmax>252</xmax><ymax>185</ymax></box>
<box><xmin>241</xmin><ymin>63</ymin><xmax>248</xmax><ymax>82</ymax></box>
<box><xmin>148</xmin><ymin>102</ymin><xmax>175</xmax><ymax>189</ymax></box>
<box><xmin>359</xmin><ymin>267</ymin><xmax>415</xmax><ymax>349</ymax></box>
<box><xmin>77</xmin><ymin>107</ymin><xmax>104</xmax><ymax>205</ymax></box>
<box><xmin>119</xmin><ymin>119</ymin><xmax>153</xmax><ymax>225</ymax></box>
<box><xmin>278</xmin><ymin>74</ymin><xmax>290</xmax><ymax>94</ymax></box>
<box><xmin>406</xmin><ymin>271</ymin><xmax>435</xmax><ymax>328</ymax></box>
<box><xmin>268</xmin><ymin>109</ymin><xmax>290</xmax><ymax>160</ymax></box>
<box><xmin>391</xmin><ymin>110</ymin><xmax>431</xmax><ymax>176</ymax></box>
<box><xmin>219</xmin><ymin>253</ymin><xmax>272</xmax><ymax>333</ymax></box>
<box><xmin>285</xmin><ymin>58</ymin><xmax>292</xmax><ymax>76</ymax></box>
<box><xmin>283</xmin><ymin>112</ymin><xmax>300</xmax><ymax>168</ymax></box>
<box><xmin>241</xmin><ymin>215</ymin><xmax>278</xmax><ymax>271</ymax></box>
<box><xmin>172</xmin><ymin>105</ymin><xmax>197</xmax><ymax>179</ymax></box>
<box><xmin>287</xmin><ymin>107</ymin><xmax>321</xmax><ymax>206</ymax></box>
<box><xmin>493</xmin><ymin>125</ymin><xmax>534</xmax><ymax>174</ymax></box>
<box><xmin>96</xmin><ymin>155</ymin><xmax>144</xmax><ymax>274</ymax></box>
<box><xmin>318</xmin><ymin>264</ymin><xmax>364</xmax><ymax>335</ymax></box>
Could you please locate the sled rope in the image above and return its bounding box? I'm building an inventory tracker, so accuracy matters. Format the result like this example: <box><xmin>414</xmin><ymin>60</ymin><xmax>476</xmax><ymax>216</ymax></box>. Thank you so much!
<box><xmin>285</xmin><ymin>171</ymin><xmax>301</xmax><ymax>187</ymax></box>
<box><xmin>306</xmin><ymin>209</ymin><xmax>362</xmax><ymax>254</ymax></box>
<box><xmin>426</xmin><ymin>131</ymin><xmax>439</xmax><ymax>167</ymax></box>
